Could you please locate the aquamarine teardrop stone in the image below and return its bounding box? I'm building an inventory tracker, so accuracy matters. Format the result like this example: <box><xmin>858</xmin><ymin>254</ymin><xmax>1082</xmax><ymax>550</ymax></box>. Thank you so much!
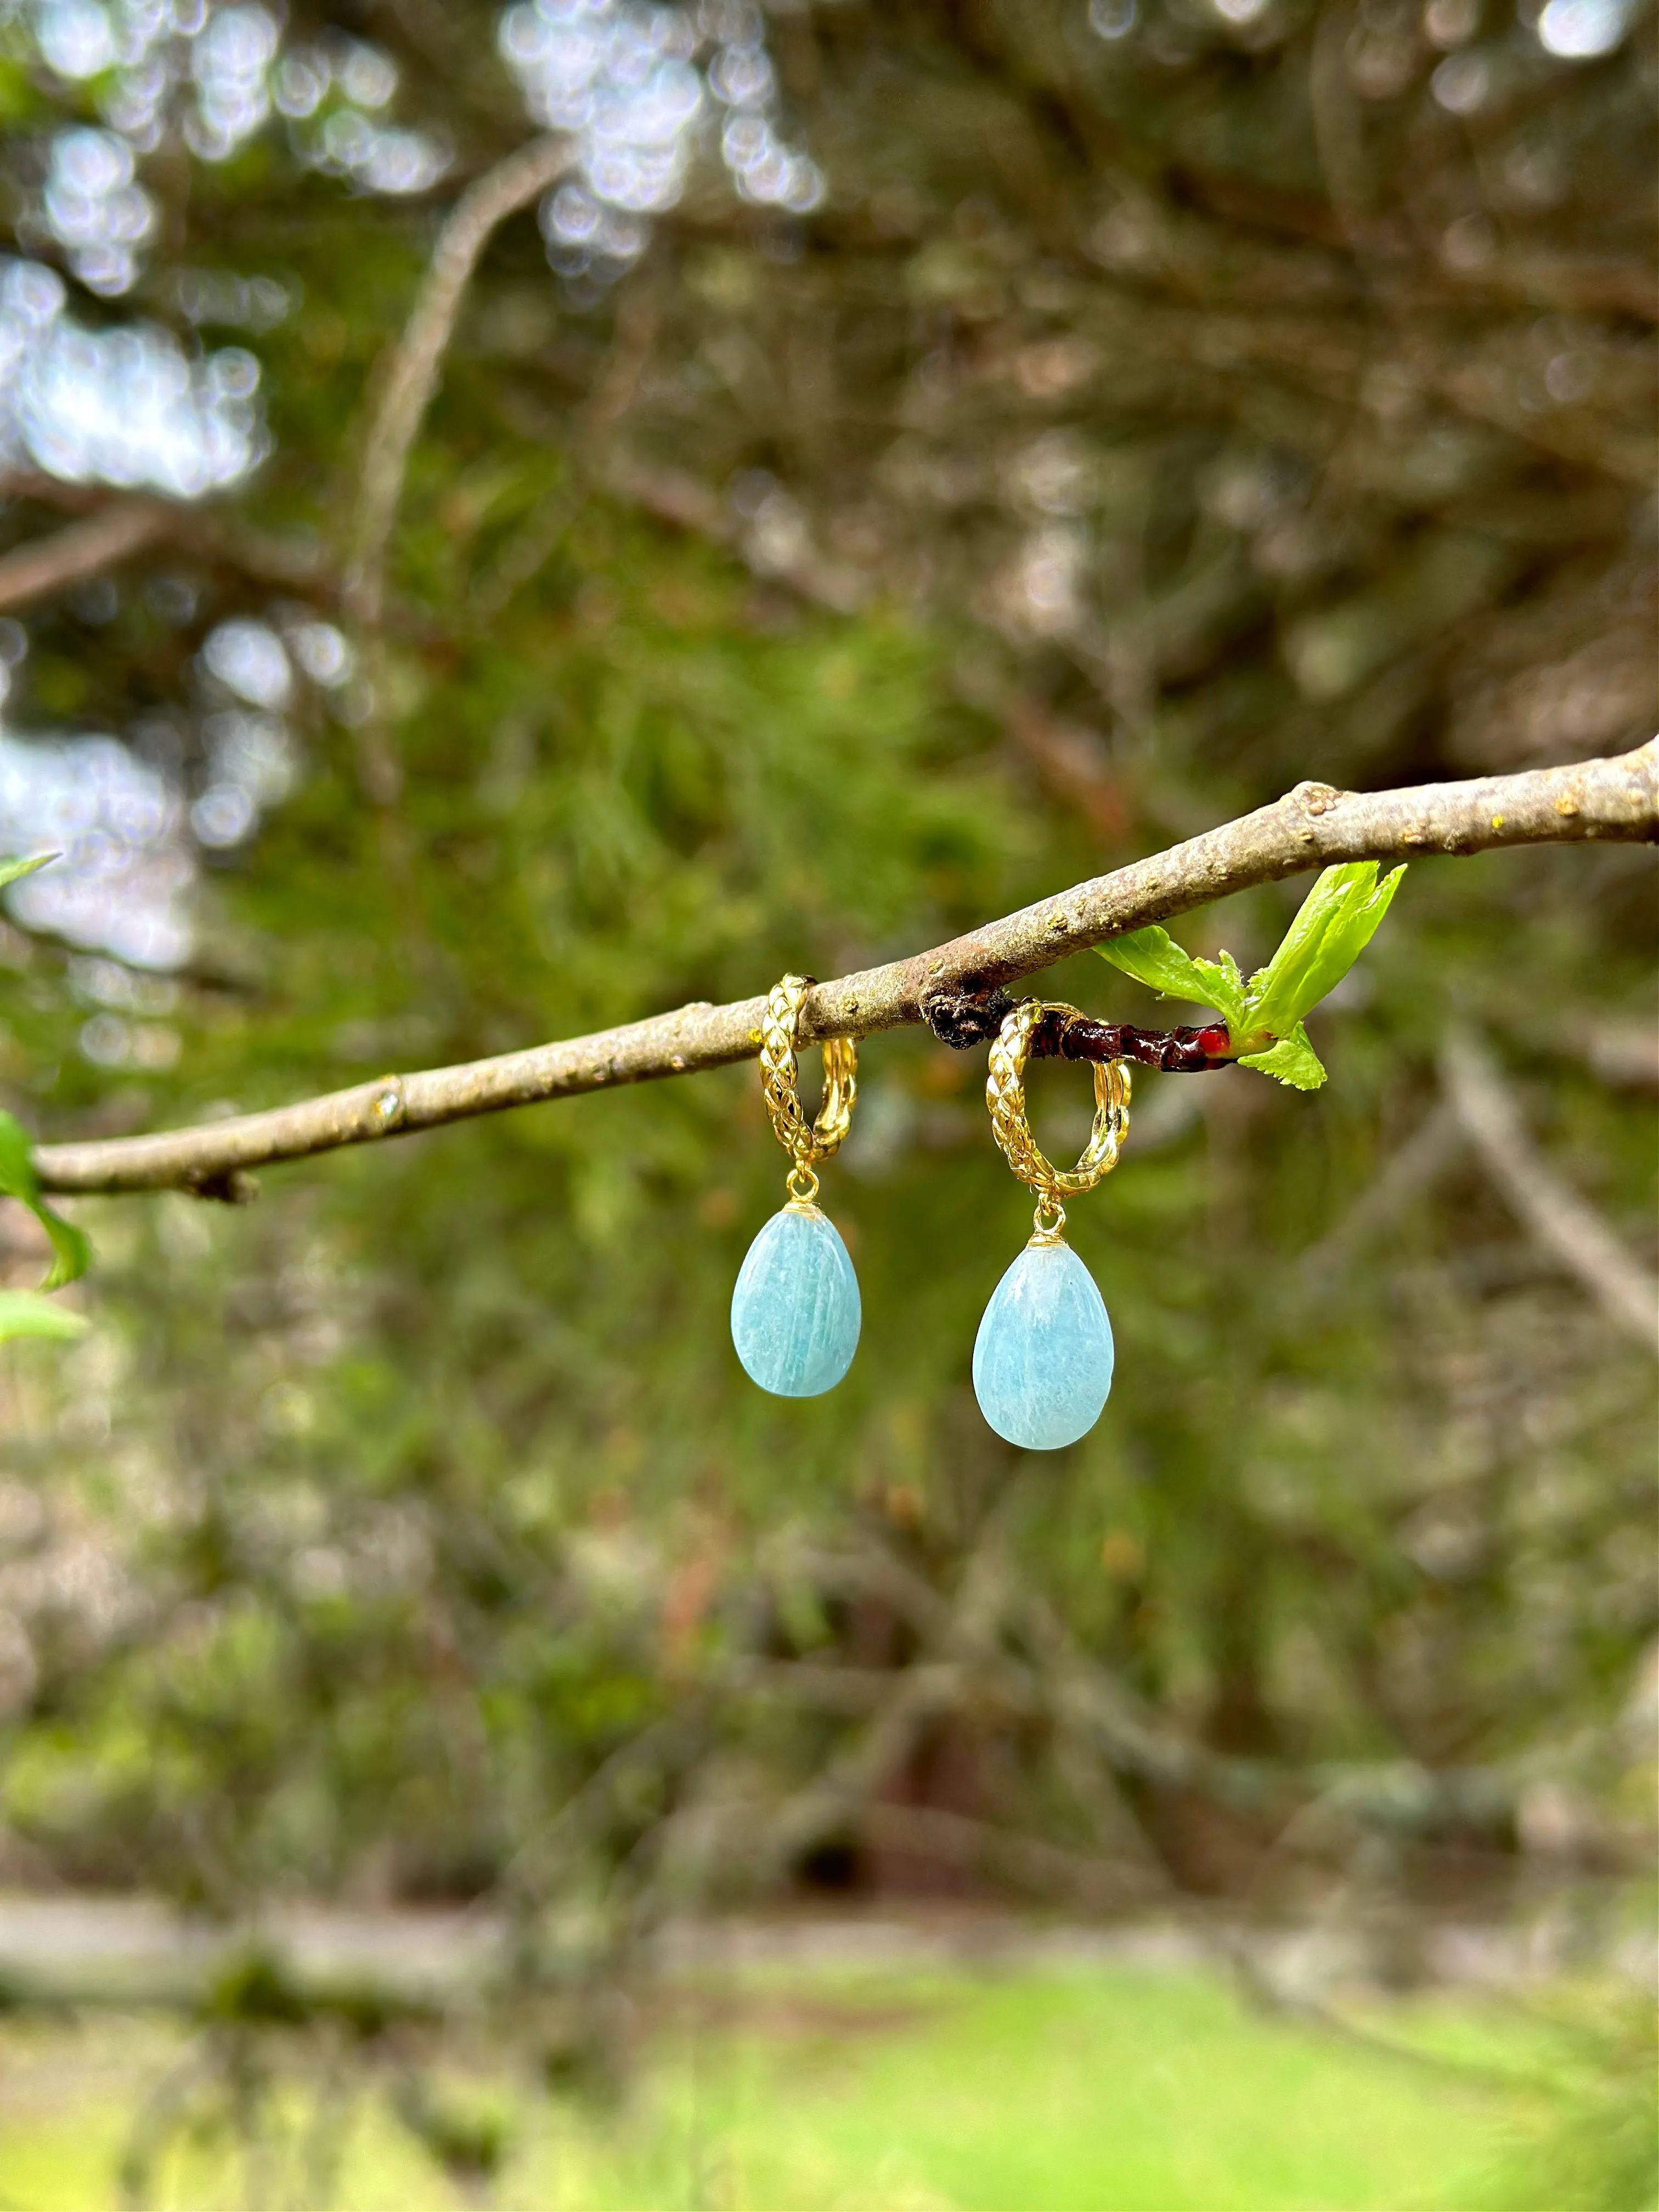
<box><xmin>731</xmin><ymin>1203</ymin><xmax>861</xmax><ymax>1397</ymax></box>
<box><xmin>972</xmin><ymin>1238</ymin><xmax>1115</xmax><ymax>1451</ymax></box>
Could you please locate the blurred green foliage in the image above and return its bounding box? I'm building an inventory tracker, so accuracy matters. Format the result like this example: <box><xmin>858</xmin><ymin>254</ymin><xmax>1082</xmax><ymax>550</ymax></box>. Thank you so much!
<box><xmin>0</xmin><ymin>0</ymin><xmax>1652</xmax><ymax>2196</ymax></box>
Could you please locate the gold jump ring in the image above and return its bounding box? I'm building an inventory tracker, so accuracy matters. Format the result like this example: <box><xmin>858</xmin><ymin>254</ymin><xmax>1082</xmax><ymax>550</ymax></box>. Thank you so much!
<box><xmin>986</xmin><ymin>1000</ymin><xmax>1131</xmax><ymax>1207</ymax></box>
<box><xmin>760</xmin><ymin>974</ymin><xmax>857</xmax><ymax>1175</ymax></box>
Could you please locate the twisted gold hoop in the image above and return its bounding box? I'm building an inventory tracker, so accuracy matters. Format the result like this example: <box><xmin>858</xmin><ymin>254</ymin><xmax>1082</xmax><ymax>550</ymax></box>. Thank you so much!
<box><xmin>759</xmin><ymin>974</ymin><xmax>857</xmax><ymax>1205</ymax></box>
<box><xmin>986</xmin><ymin>1000</ymin><xmax>1130</xmax><ymax>1240</ymax></box>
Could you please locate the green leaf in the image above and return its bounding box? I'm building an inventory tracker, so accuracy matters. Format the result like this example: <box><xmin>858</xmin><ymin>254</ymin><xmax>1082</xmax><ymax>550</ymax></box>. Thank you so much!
<box><xmin>1189</xmin><ymin>950</ymin><xmax>1249</xmax><ymax>1032</ymax></box>
<box><xmin>1245</xmin><ymin>862</ymin><xmax>1406</xmax><ymax>1044</ymax></box>
<box><xmin>1096</xmin><ymin>927</ymin><xmax>1249</xmax><ymax>1028</ymax></box>
<box><xmin>0</xmin><ymin>851</ymin><xmax>58</xmax><ymax>894</ymax></box>
<box><xmin>1238</xmin><ymin>1025</ymin><xmax>1328</xmax><ymax>1090</ymax></box>
<box><xmin>1094</xmin><ymin>924</ymin><xmax>1215</xmax><ymax>1001</ymax></box>
<box><xmin>1096</xmin><ymin>864</ymin><xmax>1405</xmax><ymax>1085</ymax></box>
<box><xmin>0</xmin><ymin>1111</ymin><xmax>92</xmax><ymax>1290</ymax></box>
<box><xmin>0</xmin><ymin>1289</ymin><xmax>86</xmax><ymax>1342</ymax></box>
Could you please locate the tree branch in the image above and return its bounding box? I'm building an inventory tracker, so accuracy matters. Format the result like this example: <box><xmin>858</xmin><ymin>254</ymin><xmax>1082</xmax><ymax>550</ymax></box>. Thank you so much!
<box><xmin>32</xmin><ymin>740</ymin><xmax>1658</xmax><ymax>1198</ymax></box>
<box><xmin>0</xmin><ymin>473</ymin><xmax>334</xmax><ymax>610</ymax></box>
<box><xmin>345</xmin><ymin>133</ymin><xmax>574</xmax><ymax>635</ymax></box>
<box><xmin>340</xmin><ymin>133</ymin><xmax>573</xmax><ymax>810</ymax></box>
<box><xmin>0</xmin><ymin>499</ymin><xmax>172</xmax><ymax>614</ymax></box>
<box><xmin>1294</xmin><ymin>1101</ymin><xmax>1462</xmax><ymax>1295</ymax></box>
<box><xmin>1441</xmin><ymin>1024</ymin><xmax>1659</xmax><ymax>1360</ymax></box>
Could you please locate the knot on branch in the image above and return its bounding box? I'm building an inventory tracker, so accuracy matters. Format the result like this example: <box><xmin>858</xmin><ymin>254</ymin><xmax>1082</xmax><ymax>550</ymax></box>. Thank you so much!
<box><xmin>1291</xmin><ymin>781</ymin><xmax>1343</xmax><ymax>817</ymax></box>
<box><xmin>923</xmin><ymin>986</ymin><xmax>1017</xmax><ymax>1049</ymax></box>
<box><xmin>369</xmin><ymin>1077</ymin><xmax>406</xmax><ymax>1134</ymax></box>
<box><xmin>186</xmin><ymin>1168</ymin><xmax>259</xmax><ymax>1205</ymax></box>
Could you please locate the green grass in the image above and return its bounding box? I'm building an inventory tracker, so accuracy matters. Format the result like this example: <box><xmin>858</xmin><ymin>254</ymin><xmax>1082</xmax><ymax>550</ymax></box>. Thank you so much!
<box><xmin>591</xmin><ymin>1966</ymin><xmax>1501</xmax><ymax>2212</ymax></box>
<box><xmin>0</xmin><ymin>1959</ymin><xmax>1639</xmax><ymax>2211</ymax></box>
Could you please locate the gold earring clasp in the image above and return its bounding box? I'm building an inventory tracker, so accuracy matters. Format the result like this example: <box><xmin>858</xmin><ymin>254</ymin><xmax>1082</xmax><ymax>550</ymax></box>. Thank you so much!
<box><xmin>986</xmin><ymin>1000</ymin><xmax>1130</xmax><ymax>1239</ymax></box>
<box><xmin>760</xmin><ymin>974</ymin><xmax>857</xmax><ymax>1205</ymax></box>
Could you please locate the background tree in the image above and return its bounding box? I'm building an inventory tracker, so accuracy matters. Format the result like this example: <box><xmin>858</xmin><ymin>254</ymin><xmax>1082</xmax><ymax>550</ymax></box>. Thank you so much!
<box><xmin>0</xmin><ymin>0</ymin><xmax>1652</xmax><ymax>2190</ymax></box>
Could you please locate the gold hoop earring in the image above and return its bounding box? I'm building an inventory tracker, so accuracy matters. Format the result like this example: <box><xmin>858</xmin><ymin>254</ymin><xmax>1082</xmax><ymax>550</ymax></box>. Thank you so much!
<box><xmin>758</xmin><ymin>973</ymin><xmax>857</xmax><ymax>1209</ymax></box>
<box><xmin>730</xmin><ymin>974</ymin><xmax>861</xmax><ymax>1398</ymax></box>
<box><xmin>974</xmin><ymin>1000</ymin><xmax>1130</xmax><ymax>1452</ymax></box>
<box><xmin>985</xmin><ymin>998</ymin><xmax>1131</xmax><ymax>1241</ymax></box>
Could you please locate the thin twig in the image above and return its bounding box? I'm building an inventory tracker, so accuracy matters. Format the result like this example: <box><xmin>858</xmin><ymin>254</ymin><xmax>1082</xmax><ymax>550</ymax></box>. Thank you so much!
<box><xmin>346</xmin><ymin>133</ymin><xmax>574</xmax><ymax>634</ymax></box>
<box><xmin>32</xmin><ymin>740</ymin><xmax>1658</xmax><ymax>1197</ymax></box>
<box><xmin>1441</xmin><ymin>1024</ymin><xmax>1659</xmax><ymax>1359</ymax></box>
<box><xmin>1294</xmin><ymin>1101</ymin><xmax>1464</xmax><ymax>1295</ymax></box>
<box><xmin>343</xmin><ymin>133</ymin><xmax>573</xmax><ymax>809</ymax></box>
<box><xmin>749</xmin><ymin>1515</ymin><xmax>1031</xmax><ymax>1883</ymax></box>
<box><xmin>0</xmin><ymin>499</ymin><xmax>172</xmax><ymax>614</ymax></box>
<box><xmin>0</xmin><ymin>474</ymin><xmax>334</xmax><ymax>611</ymax></box>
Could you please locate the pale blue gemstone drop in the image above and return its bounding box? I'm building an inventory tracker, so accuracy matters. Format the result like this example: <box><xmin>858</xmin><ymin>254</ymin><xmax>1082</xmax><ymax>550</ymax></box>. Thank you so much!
<box><xmin>731</xmin><ymin>1202</ymin><xmax>861</xmax><ymax>1397</ymax></box>
<box><xmin>972</xmin><ymin>1238</ymin><xmax>1115</xmax><ymax>1451</ymax></box>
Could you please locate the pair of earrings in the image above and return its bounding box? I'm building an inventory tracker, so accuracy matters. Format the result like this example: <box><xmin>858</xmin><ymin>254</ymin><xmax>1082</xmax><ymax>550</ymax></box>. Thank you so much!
<box><xmin>729</xmin><ymin>976</ymin><xmax>1131</xmax><ymax>1452</ymax></box>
